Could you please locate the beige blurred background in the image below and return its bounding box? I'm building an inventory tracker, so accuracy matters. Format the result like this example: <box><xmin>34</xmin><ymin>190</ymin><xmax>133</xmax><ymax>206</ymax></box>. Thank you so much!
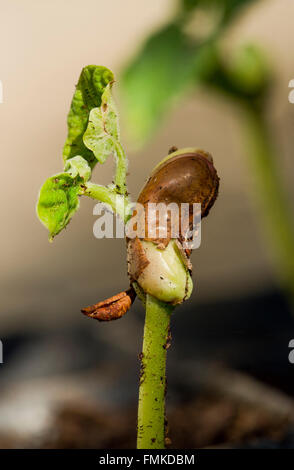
<box><xmin>0</xmin><ymin>0</ymin><xmax>294</xmax><ymax>334</ymax></box>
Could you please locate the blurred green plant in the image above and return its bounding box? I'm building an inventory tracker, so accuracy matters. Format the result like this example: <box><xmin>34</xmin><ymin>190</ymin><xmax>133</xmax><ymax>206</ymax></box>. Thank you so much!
<box><xmin>121</xmin><ymin>0</ymin><xmax>294</xmax><ymax>304</ymax></box>
<box><xmin>121</xmin><ymin>0</ymin><xmax>255</xmax><ymax>145</ymax></box>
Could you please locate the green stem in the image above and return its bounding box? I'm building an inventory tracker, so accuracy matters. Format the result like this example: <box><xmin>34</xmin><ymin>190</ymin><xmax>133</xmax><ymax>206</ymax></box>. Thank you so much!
<box><xmin>114</xmin><ymin>142</ymin><xmax>128</xmax><ymax>196</ymax></box>
<box><xmin>137</xmin><ymin>294</ymin><xmax>173</xmax><ymax>449</ymax></box>
<box><xmin>242</xmin><ymin>104</ymin><xmax>294</xmax><ymax>303</ymax></box>
<box><xmin>80</xmin><ymin>182</ymin><xmax>131</xmax><ymax>223</ymax></box>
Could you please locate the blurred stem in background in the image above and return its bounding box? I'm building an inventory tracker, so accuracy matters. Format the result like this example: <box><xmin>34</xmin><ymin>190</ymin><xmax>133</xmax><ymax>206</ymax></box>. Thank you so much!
<box><xmin>121</xmin><ymin>0</ymin><xmax>294</xmax><ymax>307</ymax></box>
<box><xmin>243</xmin><ymin>104</ymin><xmax>294</xmax><ymax>303</ymax></box>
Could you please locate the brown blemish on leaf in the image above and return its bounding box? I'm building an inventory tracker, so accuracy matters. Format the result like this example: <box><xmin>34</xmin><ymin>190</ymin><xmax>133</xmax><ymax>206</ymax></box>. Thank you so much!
<box><xmin>81</xmin><ymin>287</ymin><xmax>136</xmax><ymax>321</ymax></box>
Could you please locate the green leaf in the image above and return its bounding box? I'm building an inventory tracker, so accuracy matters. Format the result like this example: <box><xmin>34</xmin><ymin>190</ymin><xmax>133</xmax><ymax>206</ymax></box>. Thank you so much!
<box><xmin>121</xmin><ymin>24</ymin><xmax>215</xmax><ymax>146</ymax></box>
<box><xmin>37</xmin><ymin>173</ymin><xmax>81</xmax><ymax>240</ymax></box>
<box><xmin>223</xmin><ymin>44</ymin><xmax>270</xmax><ymax>97</ymax></box>
<box><xmin>121</xmin><ymin>1</ymin><xmax>256</xmax><ymax>146</ymax></box>
<box><xmin>83</xmin><ymin>83</ymin><xmax>119</xmax><ymax>163</ymax></box>
<box><xmin>181</xmin><ymin>0</ymin><xmax>255</xmax><ymax>23</ymax></box>
<box><xmin>64</xmin><ymin>155</ymin><xmax>91</xmax><ymax>181</ymax></box>
<box><xmin>63</xmin><ymin>65</ymin><xmax>114</xmax><ymax>169</ymax></box>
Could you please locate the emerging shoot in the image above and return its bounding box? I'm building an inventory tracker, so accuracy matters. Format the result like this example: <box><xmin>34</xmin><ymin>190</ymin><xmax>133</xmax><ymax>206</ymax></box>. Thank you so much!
<box><xmin>36</xmin><ymin>66</ymin><xmax>219</xmax><ymax>449</ymax></box>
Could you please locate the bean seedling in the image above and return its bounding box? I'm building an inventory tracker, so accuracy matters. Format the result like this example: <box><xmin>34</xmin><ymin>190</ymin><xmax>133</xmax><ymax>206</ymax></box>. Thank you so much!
<box><xmin>37</xmin><ymin>65</ymin><xmax>219</xmax><ymax>449</ymax></box>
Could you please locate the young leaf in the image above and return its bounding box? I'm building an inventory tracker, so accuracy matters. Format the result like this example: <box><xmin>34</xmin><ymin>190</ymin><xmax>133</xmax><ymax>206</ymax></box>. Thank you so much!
<box><xmin>121</xmin><ymin>25</ymin><xmax>209</xmax><ymax>146</ymax></box>
<box><xmin>121</xmin><ymin>1</ymin><xmax>256</xmax><ymax>147</ymax></box>
<box><xmin>63</xmin><ymin>65</ymin><xmax>114</xmax><ymax>169</ymax></box>
<box><xmin>64</xmin><ymin>155</ymin><xmax>91</xmax><ymax>181</ymax></box>
<box><xmin>83</xmin><ymin>83</ymin><xmax>119</xmax><ymax>163</ymax></box>
<box><xmin>37</xmin><ymin>173</ymin><xmax>81</xmax><ymax>240</ymax></box>
<box><xmin>181</xmin><ymin>0</ymin><xmax>255</xmax><ymax>23</ymax></box>
<box><xmin>222</xmin><ymin>44</ymin><xmax>269</xmax><ymax>98</ymax></box>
